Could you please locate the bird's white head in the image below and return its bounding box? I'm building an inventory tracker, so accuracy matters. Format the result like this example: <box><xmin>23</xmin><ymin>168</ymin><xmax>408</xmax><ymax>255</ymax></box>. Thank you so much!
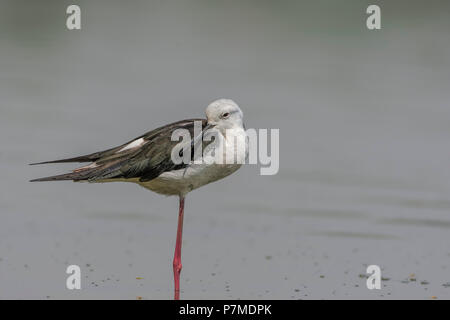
<box><xmin>205</xmin><ymin>99</ymin><xmax>244</xmax><ymax>130</ymax></box>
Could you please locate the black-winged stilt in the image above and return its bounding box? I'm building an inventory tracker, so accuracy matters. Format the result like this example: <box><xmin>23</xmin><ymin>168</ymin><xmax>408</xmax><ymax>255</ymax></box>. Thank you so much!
<box><xmin>30</xmin><ymin>99</ymin><xmax>248</xmax><ymax>299</ymax></box>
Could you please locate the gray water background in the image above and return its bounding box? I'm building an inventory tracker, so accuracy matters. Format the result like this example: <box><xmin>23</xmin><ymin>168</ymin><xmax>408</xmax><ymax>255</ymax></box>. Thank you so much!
<box><xmin>1</xmin><ymin>0</ymin><xmax>450</xmax><ymax>299</ymax></box>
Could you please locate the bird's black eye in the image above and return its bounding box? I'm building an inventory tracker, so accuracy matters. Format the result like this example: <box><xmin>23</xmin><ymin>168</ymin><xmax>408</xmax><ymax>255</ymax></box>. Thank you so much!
<box><xmin>222</xmin><ymin>112</ymin><xmax>230</xmax><ymax>119</ymax></box>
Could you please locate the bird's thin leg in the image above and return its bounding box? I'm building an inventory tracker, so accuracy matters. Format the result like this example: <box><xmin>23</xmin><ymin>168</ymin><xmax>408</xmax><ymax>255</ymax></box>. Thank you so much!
<box><xmin>173</xmin><ymin>195</ymin><xmax>185</xmax><ymax>300</ymax></box>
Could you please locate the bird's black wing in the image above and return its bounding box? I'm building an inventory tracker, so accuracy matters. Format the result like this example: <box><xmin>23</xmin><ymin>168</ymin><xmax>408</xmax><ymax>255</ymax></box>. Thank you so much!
<box><xmin>30</xmin><ymin>119</ymin><xmax>210</xmax><ymax>182</ymax></box>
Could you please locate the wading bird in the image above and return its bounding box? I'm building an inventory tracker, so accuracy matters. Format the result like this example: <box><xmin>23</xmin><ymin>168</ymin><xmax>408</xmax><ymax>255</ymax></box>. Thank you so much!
<box><xmin>30</xmin><ymin>99</ymin><xmax>248</xmax><ymax>299</ymax></box>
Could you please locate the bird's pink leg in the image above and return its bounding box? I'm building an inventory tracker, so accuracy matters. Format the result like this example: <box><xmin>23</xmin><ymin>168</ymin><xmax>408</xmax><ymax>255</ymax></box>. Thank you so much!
<box><xmin>173</xmin><ymin>196</ymin><xmax>185</xmax><ymax>300</ymax></box>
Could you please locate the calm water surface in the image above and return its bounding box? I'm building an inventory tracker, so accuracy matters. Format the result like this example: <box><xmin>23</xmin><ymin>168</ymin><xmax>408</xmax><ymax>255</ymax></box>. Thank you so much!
<box><xmin>0</xmin><ymin>1</ymin><xmax>449</xmax><ymax>299</ymax></box>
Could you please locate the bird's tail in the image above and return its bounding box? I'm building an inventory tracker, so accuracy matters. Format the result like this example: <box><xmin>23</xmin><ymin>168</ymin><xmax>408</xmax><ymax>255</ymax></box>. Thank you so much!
<box><xmin>29</xmin><ymin>171</ymin><xmax>90</xmax><ymax>182</ymax></box>
<box><xmin>29</xmin><ymin>156</ymin><xmax>127</xmax><ymax>182</ymax></box>
<box><xmin>29</xmin><ymin>154</ymin><xmax>103</xmax><ymax>166</ymax></box>
<box><xmin>29</xmin><ymin>147</ymin><xmax>123</xmax><ymax>182</ymax></box>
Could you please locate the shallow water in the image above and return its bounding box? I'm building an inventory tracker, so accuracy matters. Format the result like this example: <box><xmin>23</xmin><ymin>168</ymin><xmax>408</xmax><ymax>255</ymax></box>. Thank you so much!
<box><xmin>1</xmin><ymin>0</ymin><xmax>450</xmax><ymax>299</ymax></box>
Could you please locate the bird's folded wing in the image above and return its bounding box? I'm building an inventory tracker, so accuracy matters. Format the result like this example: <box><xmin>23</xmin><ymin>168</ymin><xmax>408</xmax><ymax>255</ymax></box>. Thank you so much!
<box><xmin>30</xmin><ymin>119</ymin><xmax>210</xmax><ymax>182</ymax></box>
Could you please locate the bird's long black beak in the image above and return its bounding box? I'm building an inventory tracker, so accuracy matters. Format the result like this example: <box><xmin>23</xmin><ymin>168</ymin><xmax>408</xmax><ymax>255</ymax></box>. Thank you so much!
<box><xmin>190</xmin><ymin>123</ymin><xmax>215</xmax><ymax>149</ymax></box>
<box><xmin>203</xmin><ymin>123</ymin><xmax>215</xmax><ymax>133</ymax></box>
